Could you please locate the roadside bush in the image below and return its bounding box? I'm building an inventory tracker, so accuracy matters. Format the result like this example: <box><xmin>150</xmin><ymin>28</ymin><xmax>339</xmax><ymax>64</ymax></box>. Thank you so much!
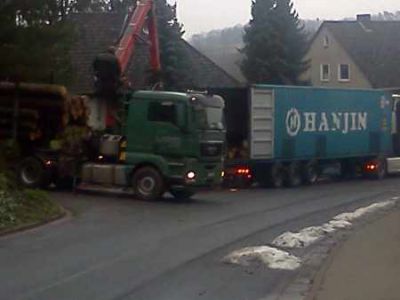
<box><xmin>0</xmin><ymin>174</ymin><xmax>19</xmax><ymax>227</ymax></box>
<box><xmin>15</xmin><ymin>189</ymin><xmax>61</xmax><ymax>225</ymax></box>
<box><xmin>0</xmin><ymin>173</ymin><xmax>62</xmax><ymax>231</ymax></box>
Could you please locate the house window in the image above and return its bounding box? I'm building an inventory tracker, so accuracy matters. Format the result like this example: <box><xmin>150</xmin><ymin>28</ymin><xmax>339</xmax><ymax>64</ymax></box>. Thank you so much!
<box><xmin>148</xmin><ymin>101</ymin><xmax>177</xmax><ymax>125</ymax></box>
<box><xmin>320</xmin><ymin>64</ymin><xmax>330</xmax><ymax>82</ymax></box>
<box><xmin>338</xmin><ymin>64</ymin><xmax>350</xmax><ymax>81</ymax></box>
<box><xmin>323</xmin><ymin>35</ymin><xmax>329</xmax><ymax>48</ymax></box>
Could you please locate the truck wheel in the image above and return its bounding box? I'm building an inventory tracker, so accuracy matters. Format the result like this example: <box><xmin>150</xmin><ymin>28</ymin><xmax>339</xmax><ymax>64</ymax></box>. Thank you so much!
<box><xmin>302</xmin><ymin>161</ymin><xmax>319</xmax><ymax>185</ymax></box>
<box><xmin>18</xmin><ymin>157</ymin><xmax>50</xmax><ymax>189</ymax></box>
<box><xmin>285</xmin><ymin>162</ymin><xmax>302</xmax><ymax>187</ymax></box>
<box><xmin>132</xmin><ymin>167</ymin><xmax>165</xmax><ymax>201</ymax></box>
<box><xmin>269</xmin><ymin>163</ymin><xmax>284</xmax><ymax>188</ymax></box>
<box><xmin>375</xmin><ymin>159</ymin><xmax>387</xmax><ymax>180</ymax></box>
<box><xmin>170</xmin><ymin>188</ymin><xmax>195</xmax><ymax>200</ymax></box>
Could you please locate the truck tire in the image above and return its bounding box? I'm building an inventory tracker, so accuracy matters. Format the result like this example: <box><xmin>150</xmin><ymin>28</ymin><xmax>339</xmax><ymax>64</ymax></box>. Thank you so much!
<box><xmin>269</xmin><ymin>163</ymin><xmax>284</xmax><ymax>188</ymax></box>
<box><xmin>18</xmin><ymin>157</ymin><xmax>50</xmax><ymax>189</ymax></box>
<box><xmin>170</xmin><ymin>188</ymin><xmax>195</xmax><ymax>200</ymax></box>
<box><xmin>375</xmin><ymin>158</ymin><xmax>387</xmax><ymax>180</ymax></box>
<box><xmin>285</xmin><ymin>162</ymin><xmax>302</xmax><ymax>187</ymax></box>
<box><xmin>132</xmin><ymin>166</ymin><xmax>165</xmax><ymax>201</ymax></box>
<box><xmin>302</xmin><ymin>161</ymin><xmax>319</xmax><ymax>185</ymax></box>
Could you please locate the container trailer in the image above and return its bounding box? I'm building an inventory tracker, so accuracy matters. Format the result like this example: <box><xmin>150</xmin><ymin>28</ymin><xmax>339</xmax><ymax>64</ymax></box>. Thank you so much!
<box><xmin>222</xmin><ymin>85</ymin><xmax>400</xmax><ymax>187</ymax></box>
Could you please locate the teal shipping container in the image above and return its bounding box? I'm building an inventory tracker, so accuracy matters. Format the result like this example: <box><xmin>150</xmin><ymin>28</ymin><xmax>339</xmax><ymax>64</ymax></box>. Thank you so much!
<box><xmin>250</xmin><ymin>85</ymin><xmax>394</xmax><ymax>161</ymax></box>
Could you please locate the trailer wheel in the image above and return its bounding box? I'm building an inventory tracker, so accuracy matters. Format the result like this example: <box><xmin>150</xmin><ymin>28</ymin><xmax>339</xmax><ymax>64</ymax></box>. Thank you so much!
<box><xmin>18</xmin><ymin>157</ymin><xmax>50</xmax><ymax>189</ymax></box>
<box><xmin>302</xmin><ymin>161</ymin><xmax>319</xmax><ymax>185</ymax></box>
<box><xmin>375</xmin><ymin>158</ymin><xmax>387</xmax><ymax>180</ymax></box>
<box><xmin>170</xmin><ymin>188</ymin><xmax>195</xmax><ymax>200</ymax></box>
<box><xmin>285</xmin><ymin>162</ymin><xmax>302</xmax><ymax>187</ymax></box>
<box><xmin>132</xmin><ymin>167</ymin><xmax>165</xmax><ymax>201</ymax></box>
<box><xmin>269</xmin><ymin>163</ymin><xmax>284</xmax><ymax>188</ymax></box>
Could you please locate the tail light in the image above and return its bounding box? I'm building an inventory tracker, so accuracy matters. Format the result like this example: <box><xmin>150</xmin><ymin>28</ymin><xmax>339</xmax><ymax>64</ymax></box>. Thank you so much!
<box><xmin>236</xmin><ymin>167</ymin><xmax>252</xmax><ymax>178</ymax></box>
<box><xmin>365</xmin><ymin>162</ymin><xmax>378</xmax><ymax>172</ymax></box>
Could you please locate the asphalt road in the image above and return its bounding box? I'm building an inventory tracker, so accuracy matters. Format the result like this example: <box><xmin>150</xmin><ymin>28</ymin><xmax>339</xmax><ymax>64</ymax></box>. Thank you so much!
<box><xmin>1</xmin><ymin>178</ymin><xmax>399</xmax><ymax>300</ymax></box>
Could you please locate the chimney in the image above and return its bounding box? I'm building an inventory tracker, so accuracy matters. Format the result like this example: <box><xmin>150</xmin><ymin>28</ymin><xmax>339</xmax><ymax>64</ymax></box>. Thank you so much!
<box><xmin>357</xmin><ymin>14</ymin><xmax>371</xmax><ymax>22</ymax></box>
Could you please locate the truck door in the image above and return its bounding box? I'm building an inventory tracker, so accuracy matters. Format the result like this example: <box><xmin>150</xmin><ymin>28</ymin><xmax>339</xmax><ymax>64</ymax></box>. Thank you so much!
<box><xmin>148</xmin><ymin>101</ymin><xmax>183</xmax><ymax>156</ymax></box>
<box><xmin>250</xmin><ymin>87</ymin><xmax>275</xmax><ymax>159</ymax></box>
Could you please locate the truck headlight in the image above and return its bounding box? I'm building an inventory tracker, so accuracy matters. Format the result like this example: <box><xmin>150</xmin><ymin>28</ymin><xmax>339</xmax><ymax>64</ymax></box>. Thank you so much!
<box><xmin>186</xmin><ymin>171</ymin><xmax>196</xmax><ymax>180</ymax></box>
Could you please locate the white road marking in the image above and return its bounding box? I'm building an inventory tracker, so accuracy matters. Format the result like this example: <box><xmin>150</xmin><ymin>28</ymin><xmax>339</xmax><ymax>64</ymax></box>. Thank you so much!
<box><xmin>224</xmin><ymin>246</ymin><xmax>302</xmax><ymax>270</ymax></box>
<box><xmin>272</xmin><ymin>200</ymin><xmax>397</xmax><ymax>249</ymax></box>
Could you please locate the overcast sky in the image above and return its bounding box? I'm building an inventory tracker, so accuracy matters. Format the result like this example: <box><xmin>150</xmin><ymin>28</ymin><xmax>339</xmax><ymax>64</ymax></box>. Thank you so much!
<box><xmin>168</xmin><ymin>0</ymin><xmax>400</xmax><ymax>36</ymax></box>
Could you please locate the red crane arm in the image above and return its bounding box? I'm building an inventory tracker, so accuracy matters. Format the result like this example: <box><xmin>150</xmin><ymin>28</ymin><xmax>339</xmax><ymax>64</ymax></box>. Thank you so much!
<box><xmin>116</xmin><ymin>0</ymin><xmax>161</xmax><ymax>75</ymax></box>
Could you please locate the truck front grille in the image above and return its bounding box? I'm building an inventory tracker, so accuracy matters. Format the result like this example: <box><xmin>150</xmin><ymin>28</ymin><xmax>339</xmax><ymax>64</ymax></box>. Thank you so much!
<box><xmin>201</xmin><ymin>143</ymin><xmax>223</xmax><ymax>157</ymax></box>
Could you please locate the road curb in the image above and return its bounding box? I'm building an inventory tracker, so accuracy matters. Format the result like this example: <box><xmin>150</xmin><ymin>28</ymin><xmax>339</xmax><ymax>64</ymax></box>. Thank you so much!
<box><xmin>277</xmin><ymin>203</ymin><xmax>400</xmax><ymax>300</ymax></box>
<box><xmin>276</xmin><ymin>232</ymin><xmax>347</xmax><ymax>300</ymax></box>
<box><xmin>303</xmin><ymin>238</ymin><xmax>346</xmax><ymax>300</ymax></box>
<box><xmin>0</xmin><ymin>205</ymin><xmax>71</xmax><ymax>238</ymax></box>
<box><xmin>303</xmin><ymin>205</ymin><xmax>400</xmax><ymax>300</ymax></box>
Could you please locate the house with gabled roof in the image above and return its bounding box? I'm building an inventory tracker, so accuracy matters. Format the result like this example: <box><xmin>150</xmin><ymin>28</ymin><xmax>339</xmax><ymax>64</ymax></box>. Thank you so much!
<box><xmin>68</xmin><ymin>13</ymin><xmax>241</xmax><ymax>95</ymax></box>
<box><xmin>302</xmin><ymin>14</ymin><xmax>400</xmax><ymax>90</ymax></box>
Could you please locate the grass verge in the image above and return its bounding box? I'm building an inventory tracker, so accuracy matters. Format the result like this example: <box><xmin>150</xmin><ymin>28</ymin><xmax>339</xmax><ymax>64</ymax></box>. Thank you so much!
<box><xmin>0</xmin><ymin>174</ymin><xmax>64</xmax><ymax>234</ymax></box>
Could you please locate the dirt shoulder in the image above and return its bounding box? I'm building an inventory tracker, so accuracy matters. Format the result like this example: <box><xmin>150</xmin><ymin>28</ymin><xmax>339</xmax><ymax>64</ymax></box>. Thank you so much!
<box><xmin>310</xmin><ymin>209</ymin><xmax>400</xmax><ymax>300</ymax></box>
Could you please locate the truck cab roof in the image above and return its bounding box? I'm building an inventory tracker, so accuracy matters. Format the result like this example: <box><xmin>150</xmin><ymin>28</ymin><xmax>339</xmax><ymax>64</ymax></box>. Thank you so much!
<box><xmin>132</xmin><ymin>90</ymin><xmax>224</xmax><ymax>108</ymax></box>
<box><xmin>133</xmin><ymin>90</ymin><xmax>191</xmax><ymax>102</ymax></box>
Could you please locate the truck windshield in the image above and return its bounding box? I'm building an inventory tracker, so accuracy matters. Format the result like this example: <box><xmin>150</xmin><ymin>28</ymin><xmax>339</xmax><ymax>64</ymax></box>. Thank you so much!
<box><xmin>205</xmin><ymin>107</ymin><xmax>224</xmax><ymax>130</ymax></box>
<box><xmin>195</xmin><ymin>106</ymin><xmax>224</xmax><ymax>130</ymax></box>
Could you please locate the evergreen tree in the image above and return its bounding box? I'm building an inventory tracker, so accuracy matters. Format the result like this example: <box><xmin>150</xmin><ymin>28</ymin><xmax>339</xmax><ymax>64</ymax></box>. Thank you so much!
<box><xmin>0</xmin><ymin>0</ymin><xmax>191</xmax><ymax>89</ymax></box>
<box><xmin>0</xmin><ymin>1</ymin><xmax>75</xmax><ymax>83</ymax></box>
<box><xmin>0</xmin><ymin>0</ymin><xmax>132</xmax><ymax>84</ymax></box>
<box><xmin>154</xmin><ymin>0</ymin><xmax>192</xmax><ymax>90</ymax></box>
<box><xmin>241</xmin><ymin>0</ymin><xmax>309</xmax><ymax>84</ymax></box>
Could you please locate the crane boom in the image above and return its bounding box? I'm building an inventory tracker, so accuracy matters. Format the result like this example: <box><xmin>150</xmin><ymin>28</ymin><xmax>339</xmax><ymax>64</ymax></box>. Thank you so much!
<box><xmin>116</xmin><ymin>0</ymin><xmax>161</xmax><ymax>75</ymax></box>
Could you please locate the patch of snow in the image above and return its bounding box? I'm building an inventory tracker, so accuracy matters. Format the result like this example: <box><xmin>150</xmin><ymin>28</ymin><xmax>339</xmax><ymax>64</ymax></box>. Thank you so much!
<box><xmin>224</xmin><ymin>246</ymin><xmax>302</xmax><ymax>270</ymax></box>
<box><xmin>334</xmin><ymin>200</ymin><xmax>396</xmax><ymax>222</ymax></box>
<box><xmin>272</xmin><ymin>200</ymin><xmax>396</xmax><ymax>249</ymax></box>
<box><xmin>326</xmin><ymin>219</ymin><xmax>352</xmax><ymax>230</ymax></box>
<box><xmin>272</xmin><ymin>226</ymin><xmax>327</xmax><ymax>248</ymax></box>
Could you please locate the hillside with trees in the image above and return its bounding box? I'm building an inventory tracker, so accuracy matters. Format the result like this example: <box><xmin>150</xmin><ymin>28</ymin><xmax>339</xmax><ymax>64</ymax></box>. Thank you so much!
<box><xmin>190</xmin><ymin>25</ymin><xmax>246</xmax><ymax>82</ymax></box>
<box><xmin>190</xmin><ymin>10</ymin><xmax>400</xmax><ymax>83</ymax></box>
<box><xmin>190</xmin><ymin>19</ymin><xmax>320</xmax><ymax>83</ymax></box>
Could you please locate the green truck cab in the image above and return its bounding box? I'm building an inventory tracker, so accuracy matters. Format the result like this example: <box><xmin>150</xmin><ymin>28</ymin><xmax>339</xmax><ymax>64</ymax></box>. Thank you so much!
<box><xmin>81</xmin><ymin>90</ymin><xmax>225</xmax><ymax>200</ymax></box>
